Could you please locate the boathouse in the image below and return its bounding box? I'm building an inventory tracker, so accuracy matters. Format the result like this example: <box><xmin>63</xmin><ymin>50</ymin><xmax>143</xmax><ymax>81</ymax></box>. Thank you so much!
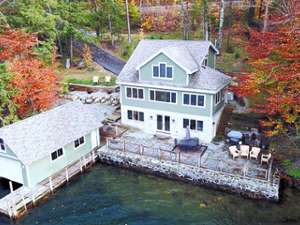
<box><xmin>0</xmin><ymin>101</ymin><xmax>108</xmax><ymax>189</ymax></box>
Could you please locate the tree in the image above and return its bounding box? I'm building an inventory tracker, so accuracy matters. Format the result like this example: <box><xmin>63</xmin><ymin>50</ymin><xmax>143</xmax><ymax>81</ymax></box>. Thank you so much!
<box><xmin>0</xmin><ymin>29</ymin><xmax>58</xmax><ymax>118</ymax></box>
<box><xmin>233</xmin><ymin>19</ymin><xmax>300</xmax><ymax>136</ymax></box>
<box><xmin>217</xmin><ymin>0</ymin><xmax>224</xmax><ymax>49</ymax></box>
<box><xmin>125</xmin><ymin>0</ymin><xmax>132</xmax><ymax>43</ymax></box>
<box><xmin>0</xmin><ymin>63</ymin><xmax>18</xmax><ymax>127</ymax></box>
<box><xmin>82</xmin><ymin>44</ymin><xmax>93</xmax><ymax>69</ymax></box>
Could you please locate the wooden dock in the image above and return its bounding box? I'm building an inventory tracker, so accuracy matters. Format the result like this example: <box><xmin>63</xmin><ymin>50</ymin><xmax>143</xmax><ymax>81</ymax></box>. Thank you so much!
<box><xmin>0</xmin><ymin>148</ymin><xmax>99</xmax><ymax>219</ymax></box>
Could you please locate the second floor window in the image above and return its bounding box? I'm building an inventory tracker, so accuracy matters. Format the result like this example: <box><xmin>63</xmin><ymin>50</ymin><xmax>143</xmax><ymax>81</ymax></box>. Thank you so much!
<box><xmin>150</xmin><ymin>90</ymin><xmax>176</xmax><ymax>103</ymax></box>
<box><xmin>215</xmin><ymin>89</ymin><xmax>225</xmax><ymax>105</ymax></box>
<box><xmin>153</xmin><ymin>63</ymin><xmax>173</xmax><ymax>78</ymax></box>
<box><xmin>183</xmin><ymin>94</ymin><xmax>205</xmax><ymax>107</ymax></box>
<box><xmin>0</xmin><ymin>138</ymin><xmax>5</xmax><ymax>151</ymax></box>
<box><xmin>74</xmin><ymin>136</ymin><xmax>85</xmax><ymax>148</ymax></box>
<box><xmin>51</xmin><ymin>148</ymin><xmax>63</xmax><ymax>161</ymax></box>
<box><xmin>126</xmin><ymin>87</ymin><xmax>144</xmax><ymax>99</ymax></box>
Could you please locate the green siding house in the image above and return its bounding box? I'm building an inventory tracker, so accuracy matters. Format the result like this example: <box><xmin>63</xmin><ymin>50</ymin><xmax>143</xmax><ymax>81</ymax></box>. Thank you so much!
<box><xmin>117</xmin><ymin>40</ymin><xmax>231</xmax><ymax>143</ymax></box>
<box><xmin>0</xmin><ymin>101</ymin><xmax>110</xmax><ymax>188</ymax></box>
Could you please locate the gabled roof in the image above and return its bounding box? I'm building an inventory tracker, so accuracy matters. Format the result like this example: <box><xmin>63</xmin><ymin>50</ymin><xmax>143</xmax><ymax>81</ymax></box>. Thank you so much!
<box><xmin>0</xmin><ymin>101</ymin><xmax>113</xmax><ymax>165</ymax></box>
<box><xmin>136</xmin><ymin>45</ymin><xmax>199</xmax><ymax>74</ymax></box>
<box><xmin>117</xmin><ymin>39</ymin><xmax>230</xmax><ymax>91</ymax></box>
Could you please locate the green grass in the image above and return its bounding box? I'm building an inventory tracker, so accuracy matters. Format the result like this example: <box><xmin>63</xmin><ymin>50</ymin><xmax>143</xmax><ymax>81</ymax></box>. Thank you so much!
<box><xmin>282</xmin><ymin>160</ymin><xmax>300</xmax><ymax>178</ymax></box>
<box><xmin>57</xmin><ymin>67</ymin><xmax>117</xmax><ymax>87</ymax></box>
<box><xmin>216</xmin><ymin>46</ymin><xmax>248</xmax><ymax>73</ymax></box>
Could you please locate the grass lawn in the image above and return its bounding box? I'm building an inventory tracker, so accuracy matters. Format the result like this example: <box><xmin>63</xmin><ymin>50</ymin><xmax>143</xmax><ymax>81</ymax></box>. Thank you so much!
<box><xmin>57</xmin><ymin>66</ymin><xmax>117</xmax><ymax>87</ymax></box>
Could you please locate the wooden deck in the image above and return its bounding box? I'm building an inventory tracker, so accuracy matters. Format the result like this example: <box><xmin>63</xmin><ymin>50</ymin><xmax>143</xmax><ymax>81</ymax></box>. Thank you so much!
<box><xmin>0</xmin><ymin>148</ymin><xmax>98</xmax><ymax>219</ymax></box>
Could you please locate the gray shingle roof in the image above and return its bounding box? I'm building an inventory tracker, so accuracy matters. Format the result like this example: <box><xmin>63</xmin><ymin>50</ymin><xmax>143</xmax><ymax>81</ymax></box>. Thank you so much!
<box><xmin>0</xmin><ymin>101</ymin><xmax>113</xmax><ymax>165</ymax></box>
<box><xmin>118</xmin><ymin>39</ymin><xmax>231</xmax><ymax>91</ymax></box>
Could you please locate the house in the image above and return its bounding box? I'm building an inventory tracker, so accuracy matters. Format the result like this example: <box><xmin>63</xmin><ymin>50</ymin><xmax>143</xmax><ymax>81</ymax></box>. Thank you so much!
<box><xmin>0</xmin><ymin>101</ymin><xmax>112</xmax><ymax>188</ymax></box>
<box><xmin>117</xmin><ymin>40</ymin><xmax>231</xmax><ymax>143</ymax></box>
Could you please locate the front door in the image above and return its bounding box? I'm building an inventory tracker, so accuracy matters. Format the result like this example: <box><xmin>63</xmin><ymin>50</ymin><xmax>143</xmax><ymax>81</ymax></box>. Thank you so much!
<box><xmin>157</xmin><ymin>115</ymin><xmax>170</xmax><ymax>132</ymax></box>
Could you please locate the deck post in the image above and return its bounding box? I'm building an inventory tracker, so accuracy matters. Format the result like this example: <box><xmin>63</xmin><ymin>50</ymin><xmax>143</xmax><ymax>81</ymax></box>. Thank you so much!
<box><xmin>123</xmin><ymin>140</ymin><xmax>126</xmax><ymax>152</ymax></box>
<box><xmin>9</xmin><ymin>181</ymin><xmax>14</xmax><ymax>193</ymax></box>
<box><xmin>178</xmin><ymin>150</ymin><xmax>181</xmax><ymax>163</ymax></box>
<box><xmin>21</xmin><ymin>194</ymin><xmax>27</xmax><ymax>211</ymax></box>
<box><xmin>106</xmin><ymin>138</ymin><xmax>109</xmax><ymax>148</ymax></box>
<box><xmin>32</xmin><ymin>193</ymin><xmax>36</xmax><ymax>206</ymax></box>
<box><xmin>49</xmin><ymin>176</ymin><xmax>53</xmax><ymax>192</ymax></box>
<box><xmin>141</xmin><ymin>145</ymin><xmax>144</xmax><ymax>155</ymax></box>
<box><xmin>65</xmin><ymin>168</ymin><xmax>69</xmax><ymax>182</ymax></box>
<box><xmin>80</xmin><ymin>158</ymin><xmax>83</xmax><ymax>172</ymax></box>
<box><xmin>116</xmin><ymin>126</ymin><xmax>119</xmax><ymax>136</ymax></box>
<box><xmin>92</xmin><ymin>151</ymin><xmax>96</xmax><ymax>163</ymax></box>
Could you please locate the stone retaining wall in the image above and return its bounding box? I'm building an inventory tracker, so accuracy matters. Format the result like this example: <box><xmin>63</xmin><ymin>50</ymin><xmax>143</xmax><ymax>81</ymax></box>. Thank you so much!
<box><xmin>98</xmin><ymin>147</ymin><xmax>280</xmax><ymax>201</ymax></box>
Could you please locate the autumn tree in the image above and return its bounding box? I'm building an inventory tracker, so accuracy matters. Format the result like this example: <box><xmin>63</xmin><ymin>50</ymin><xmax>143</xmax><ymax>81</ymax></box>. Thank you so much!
<box><xmin>0</xmin><ymin>29</ymin><xmax>58</xmax><ymax>118</ymax></box>
<box><xmin>234</xmin><ymin>11</ymin><xmax>300</xmax><ymax>136</ymax></box>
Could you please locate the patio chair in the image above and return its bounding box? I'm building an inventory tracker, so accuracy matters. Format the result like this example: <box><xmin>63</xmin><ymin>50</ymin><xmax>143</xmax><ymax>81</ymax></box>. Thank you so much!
<box><xmin>240</xmin><ymin>145</ymin><xmax>250</xmax><ymax>159</ymax></box>
<box><xmin>261</xmin><ymin>153</ymin><xmax>272</xmax><ymax>164</ymax></box>
<box><xmin>250</xmin><ymin>147</ymin><xmax>261</xmax><ymax>160</ymax></box>
<box><xmin>229</xmin><ymin>146</ymin><xmax>240</xmax><ymax>160</ymax></box>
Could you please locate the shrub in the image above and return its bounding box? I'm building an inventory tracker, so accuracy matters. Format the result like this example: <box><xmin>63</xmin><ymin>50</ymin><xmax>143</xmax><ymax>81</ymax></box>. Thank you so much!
<box><xmin>282</xmin><ymin>160</ymin><xmax>300</xmax><ymax>179</ymax></box>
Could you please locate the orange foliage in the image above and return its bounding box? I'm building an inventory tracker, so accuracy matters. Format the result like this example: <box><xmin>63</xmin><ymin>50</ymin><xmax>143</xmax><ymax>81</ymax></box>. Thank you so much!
<box><xmin>0</xmin><ymin>29</ymin><xmax>58</xmax><ymax>118</ymax></box>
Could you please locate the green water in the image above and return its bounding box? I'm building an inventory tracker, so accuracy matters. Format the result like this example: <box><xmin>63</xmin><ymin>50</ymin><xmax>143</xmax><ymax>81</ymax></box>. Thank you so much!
<box><xmin>0</xmin><ymin>164</ymin><xmax>300</xmax><ymax>225</ymax></box>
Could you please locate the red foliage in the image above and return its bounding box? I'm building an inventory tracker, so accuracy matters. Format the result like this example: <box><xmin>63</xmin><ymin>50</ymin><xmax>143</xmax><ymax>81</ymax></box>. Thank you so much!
<box><xmin>233</xmin><ymin>16</ymin><xmax>300</xmax><ymax>135</ymax></box>
<box><xmin>0</xmin><ymin>29</ymin><xmax>38</xmax><ymax>61</ymax></box>
<box><xmin>0</xmin><ymin>29</ymin><xmax>58</xmax><ymax>118</ymax></box>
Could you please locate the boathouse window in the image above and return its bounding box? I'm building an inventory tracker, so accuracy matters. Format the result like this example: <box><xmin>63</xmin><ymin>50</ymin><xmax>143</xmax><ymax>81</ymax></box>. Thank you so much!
<box><xmin>149</xmin><ymin>90</ymin><xmax>176</xmax><ymax>103</ymax></box>
<box><xmin>126</xmin><ymin>87</ymin><xmax>144</xmax><ymax>99</ymax></box>
<box><xmin>183</xmin><ymin>93</ymin><xmax>205</xmax><ymax>107</ymax></box>
<box><xmin>74</xmin><ymin>136</ymin><xmax>85</xmax><ymax>148</ymax></box>
<box><xmin>0</xmin><ymin>138</ymin><xmax>5</xmax><ymax>151</ymax></box>
<box><xmin>183</xmin><ymin>119</ymin><xmax>203</xmax><ymax>131</ymax></box>
<box><xmin>127</xmin><ymin>110</ymin><xmax>144</xmax><ymax>121</ymax></box>
<box><xmin>152</xmin><ymin>63</ymin><xmax>173</xmax><ymax>79</ymax></box>
<box><xmin>51</xmin><ymin>148</ymin><xmax>63</xmax><ymax>161</ymax></box>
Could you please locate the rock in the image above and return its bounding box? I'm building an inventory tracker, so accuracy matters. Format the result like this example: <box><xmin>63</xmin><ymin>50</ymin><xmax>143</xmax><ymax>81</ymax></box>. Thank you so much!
<box><xmin>85</xmin><ymin>98</ymin><xmax>94</xmax><ymax>104</ymax></box>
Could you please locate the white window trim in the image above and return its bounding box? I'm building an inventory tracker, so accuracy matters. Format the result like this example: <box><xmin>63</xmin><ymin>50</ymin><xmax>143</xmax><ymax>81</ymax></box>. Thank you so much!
<box><xmin>149</xmin><ymin>89</ymin><xmax>177</xmax><ymax>104</ymax></box>
<box><xmin>50</xmin><ymin>147</ymin><xmax>64</xmax><ymax>162</ymax></box>
<box><xmin>74</xmin><ymin>136</ymin><xmax>86</xmax><ymax>149</ymax></box>
<box><xmin>0</xmin><ymin>139</ymin><xmax>6</xmax><ymax>153</ymax></box>
<box><xmin>127</xmin><ymin>110</ymin><xmax>144</xmax><ymax>122</ymax></box>
<box><xmin>183</xmin><ymin>118</ymin><xmax>204</xmax><ymax>132</ymax></box>
<box><xmin>152</xmin><ymin>62</ymin><xmax>174</xmax><ymax>80</ymax></box>
<box><xmin>215</xmin><ymin>89</ymin><xmax>224</xmax><ymax>105</ymax></box>
<box><xmin>182</xmin><ymin>93</ymin><xmax>206</xmax><ymax>108</ymax></box>
<box><xmin>125</xmin><ymin>86</ymin><xmax>145</xmax><ymax>101</ymax></box>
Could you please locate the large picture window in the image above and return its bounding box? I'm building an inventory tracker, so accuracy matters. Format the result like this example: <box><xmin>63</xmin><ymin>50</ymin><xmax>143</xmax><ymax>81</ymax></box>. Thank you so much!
<box><xmin>183</xmin><ymin>119</ymin><xmax>203</xmax><ymax>131</ymax></box>
<box><xmin>126</xmin><ymin>87</ymin><xmax>144</xmax><ymax>99</ymax></box>
<box><xmin>183</xmin><ymin>93</ymin><xmax>205</xmax><ymax>107</ymax></box>
<box><xmin>51</xmin><ymin>148</ymin><xmax>63</xmax><ymax>161</ymax></box>
<box><xmin>150</xmin><ymin>90</ymin><xmax>177</xmax><ymax>103</ymax></box>
<box><xmin>152</xmin><ymin>63</ymin><xmax>173</xmax><ymax>79</ymax></box>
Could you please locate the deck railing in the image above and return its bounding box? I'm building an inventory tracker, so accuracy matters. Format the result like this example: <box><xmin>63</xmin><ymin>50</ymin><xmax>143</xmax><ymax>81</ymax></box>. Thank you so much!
<box><xmin>106</xmin><ymin>138</ymin><xmax>280</xmax><ymax>185</ymax></box>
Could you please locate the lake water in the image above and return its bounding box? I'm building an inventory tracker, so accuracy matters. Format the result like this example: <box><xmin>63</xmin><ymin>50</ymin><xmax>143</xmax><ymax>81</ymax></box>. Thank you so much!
<box><xmin>0</xmin><ymin>164</ymin><xmax>299</xmax><ymax>225</ymax></box>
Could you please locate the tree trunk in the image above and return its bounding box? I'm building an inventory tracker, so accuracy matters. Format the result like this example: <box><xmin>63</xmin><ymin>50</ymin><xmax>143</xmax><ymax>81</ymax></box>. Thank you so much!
<box><xmin>217</xmin><ymin>0</ymin><xmax>225</xmax><ymax>50</ymax></box>
<box><xmin>262</xmin><ymin>0</ymin><xmax>270</xmax><ymax>32</ymax></box>
<box><xmin>125</xmin><ymin>0</ymin><xmax>132</xmax><ymax>44</ymax></box>
<box><xmin>181</xmin><ymin>0</ymin><xmax>190</xmax><ymax>40</ymax></box>
<box><xmin>70</xmin><ymin>35</ymin><xmax>73</xmax><ymax>66</ymax></box>
<box><xmin>108</xmin><ymin>16</ymin><xmax>114</xmax><ymax>46</ymax></box>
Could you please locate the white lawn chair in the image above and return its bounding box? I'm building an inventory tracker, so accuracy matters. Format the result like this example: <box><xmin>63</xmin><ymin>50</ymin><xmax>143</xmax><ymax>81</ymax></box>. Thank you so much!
<box><xmin>240</xmin><ymin>145</ymin><xmax>250</xmax><ymax>159</ymax></box>
<box><xmin>250</xmin><ymin>147</ymin><xmax>261</xmax><ymax>160</ymax></box>
<box><xmin>229</xmin><ymin>146</ymin><xmax>240</xmax><ymax>160</ymax></box>
<box><xmin>261</xmin><ymin>153</ymin><xmax>272</xmax><ymax>165</ymax></box>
